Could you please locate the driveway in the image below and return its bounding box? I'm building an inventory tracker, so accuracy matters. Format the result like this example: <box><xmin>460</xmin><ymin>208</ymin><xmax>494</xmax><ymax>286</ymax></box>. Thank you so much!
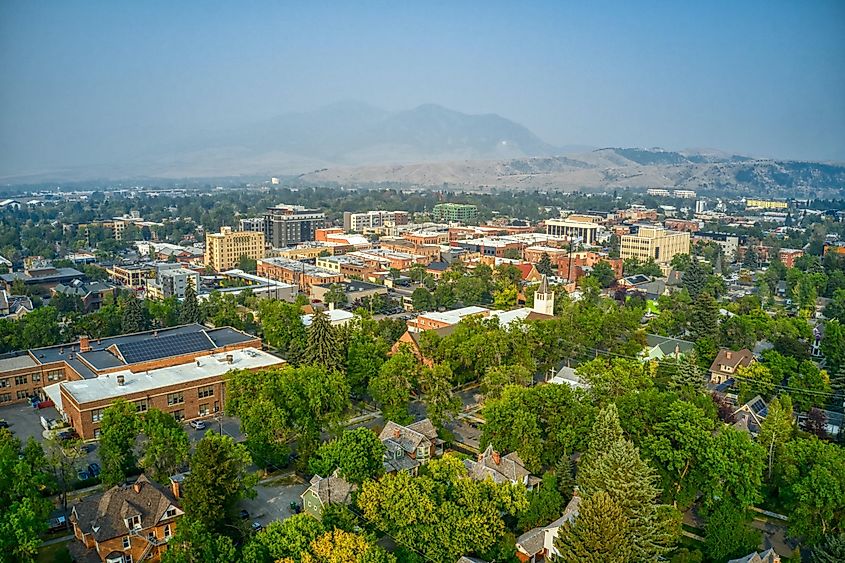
<box><xmin>239</xmin><ymin>474</ymin><xmax>309</xmax><ymax>527</ymax></box>
<box><xmin>183</xmin><ymin>415</ymin><xmax>243</xmax><ymax>444</ymax></box>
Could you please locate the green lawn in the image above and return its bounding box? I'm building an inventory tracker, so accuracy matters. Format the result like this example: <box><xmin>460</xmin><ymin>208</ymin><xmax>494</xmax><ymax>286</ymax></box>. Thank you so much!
<box><xmin>36</xmin><ymin>540</ymin><xmax>72</xmax><ymax>563</ymax></box>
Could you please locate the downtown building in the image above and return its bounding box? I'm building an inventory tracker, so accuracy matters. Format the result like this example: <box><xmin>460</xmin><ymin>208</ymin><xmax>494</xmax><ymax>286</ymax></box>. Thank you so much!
<box><xmin>343</xmin><ymin>210</ymin><xmax>409</xmax><ymax>232</ymax></box>
<box><xmin>264</xmin><ymin>204</ymin><xmax>326</xmax><ymax>247</ymax></box>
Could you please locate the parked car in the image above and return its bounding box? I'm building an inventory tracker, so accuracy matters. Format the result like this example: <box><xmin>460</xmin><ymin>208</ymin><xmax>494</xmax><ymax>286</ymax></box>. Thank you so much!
<box><xmin>289</xmin><ymin>501</ymin><xmax>301</xmax><ymax>514</ymax></box>
<box><xmin>77</xmin><ymin>470</ymin><xmax>89</xmax><ymax>481</ymax></box>
<box><xmin>239</xmin><ymin>509</ymin><xmax>250</xmax><ymax>520</ymax></box>
<box><xmin>251</xmin><ymin>521</ymin><xmax>263</xmax><ymax>533</ymax></box>
<box><xmin>47</xmin><ymin>516</ymin><xmax>68</xmax><ymax>533</ymax></box>
<box><xmin>87</xmin><ymin>463</ymin><xmax>101</xmax><ymax>478</ymax></box>
<box><xmin>189</xmin><ymin>420</ymin><xmax>206</xmax><ymax>430</ymax></box>
<box><xmin>0</xmin><ymin>419</ymin><xmax>8</xmax><ymax>428</ymax></box>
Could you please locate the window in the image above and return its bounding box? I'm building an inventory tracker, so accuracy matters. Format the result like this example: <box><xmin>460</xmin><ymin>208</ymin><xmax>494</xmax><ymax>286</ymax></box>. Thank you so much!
<box><xmin>14</xmin><ymin>375</ymin><xmax>27</xmax><ymax>386</ymax></box>
<box><xmin>16</xmin><ymin>390</ymin><xmax>27</xmax><ymax>400</ymax></box>
<box><xmin>94</xmin><ymin>429</ymin><xmax>101</xmax><ymax>439</ymax></box>
<box><xmin>47</xmin><ymin>369</ymin><xmax>63</xmax><ymax>381</ymax></box>
<box><xmin>123</xmin><ymin>555</ymin><xmax>133</xmax><ymax>563</ymax></box>
<box><xmin>126</xmin><ymin>515</ymin><xmax>141</xmax><ymax>529</ymax></box>
<box><xmin>172</xmin><ymin>410</ymin><xmax>184</xmax><ymax>422</ymax></box>
<box><xmin>134</xmin><ymin>400</ymin><xmax>148</xmax><ymax>413</ymax></box>
<box><xmin>167</xmin><ymin>392</ymin><xmax>184</xmax><ymax>406</ymax></box>
<box><xmin>32</xmin><ymin>373</ymin><xmax>41</xmax><ymax>383</ymax></box>
<box><xmin>123</xmin><ymin>536</ymin><xmax>130</xmax><ymax>549</ymax></box>
<box><xmin>0</xmin><ymin>393</ymin><xmax>10</xmax><ymax>403</ymax></box>
<box><xmin>165</xmin><ymin>507</ymin><xmax>177</xmax><ymax>519</ymax></box>
<box><xmin>197</xmin><ymin>385</ymin><xmax>214</xmax><ymax>398</ymax></box>
<box><xmin>198</xmin><ymin>403</ymin><xmax>209</xmax><ymax>417</ymax></box>
<box><xmin>164</xmin><ymin>524</ymin><xmax>172</xmax><ymax>538</ymax></box>
<box><xmin>0</xmin><ymin>378</ymin><xmax>8</xmax><ymax>388</ymax></box>
<box><xmin>92</xmin><ymin>409</ymin><xmax>103</xmax><ymax>423</ymax></box>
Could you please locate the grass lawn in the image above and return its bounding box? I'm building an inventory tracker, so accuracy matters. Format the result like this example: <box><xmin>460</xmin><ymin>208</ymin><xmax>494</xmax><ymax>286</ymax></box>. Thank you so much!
<box><xmin>36</xmin><ymin>540</ymin><xmax>71</xmax><ymax>563</ymax></box>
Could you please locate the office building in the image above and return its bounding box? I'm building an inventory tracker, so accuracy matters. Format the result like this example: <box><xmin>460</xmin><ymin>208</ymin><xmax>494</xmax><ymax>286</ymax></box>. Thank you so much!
<box><xmin>746</xmin><ymin>199</ymin><xmax>788</xmax><ymax>210</ymax></box>
<box><xmin>239</xmin><ymin>217</ymin><xmax>265</xmax><ymax>233</ymax></box>
<box><xmin>432</xmin><ymin>203</ymin><xmax>477</xmax><ymax>223</ymax></box>
<box><xmin>620</xmin><ymin>226</ymin><xmax>690</xmax><ymax>265</ymax></box>
<box><xmin>544</xmin><ymin>219</ymin><xmax>600</xmax><ymax>246</ymax></box>
<box><xmin>204</xmin><ymin>226</ymin><xmax>265</xmax><ymax>272</ymax></box>
<box><xmin>343</xmin><ymin>210</ymin><xmax>409</xmax><ymax>232</ymax></box>
<box><xmin>257</xmin><ymin>257</ymin><xmax>343</xmax><ymax>292</ymax></box>
<box><xmin>146</xmin><ymin>267</ymin><xmax>200</xmax><ymax>300</ymax></box>
<box><xmin>264</xmin><ymin>204</ymin><xmax>325</xmax><ymax>247</ymax></box>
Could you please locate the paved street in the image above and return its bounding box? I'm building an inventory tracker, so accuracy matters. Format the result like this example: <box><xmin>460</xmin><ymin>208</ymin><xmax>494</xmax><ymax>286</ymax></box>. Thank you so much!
<box><xmin>239</xmin><ymin>474</ymin><xmax>309</xmax><ymax>527</ymax></box>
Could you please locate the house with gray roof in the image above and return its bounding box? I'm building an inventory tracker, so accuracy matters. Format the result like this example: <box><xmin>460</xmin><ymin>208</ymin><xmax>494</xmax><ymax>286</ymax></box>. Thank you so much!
<box><xmin>301</xmin><ymin>470</ymin><xmax>355</xmax><ymax>519</ymax></box>
<box><xmin>516</xmin><ymin>491</ymin><xmax>582</xmax><ymax>562</ymax></box>
<box><xmin>463</xmin><ymin>444</ymin><xmax>538</xmax><ymax>488</ymax></box>
<box><xmin>642</xmin><ymin>334</ymin><xmax>695</xmax><ymax>361</ymax></box>
<box><xmin>379</xmin><ymin>418</ymin><xmax>443</xmax><ymax>474</ymax></box>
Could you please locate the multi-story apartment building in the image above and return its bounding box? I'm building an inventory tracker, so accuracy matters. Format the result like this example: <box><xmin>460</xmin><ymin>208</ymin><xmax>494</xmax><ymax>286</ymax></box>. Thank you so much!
<box><xmin>14</xmin><ymin>324</ymin><xmax>284</xmax><ymax>440</ymax></box>
<box><xmin>257</xmin><ymin>257</ymin><xmax>343</xmax><ymax>292</ymax></box>
<box><xmin>108</xmin><ymin>264</ymin><xmax>156</xmax><ymax>289</ymax></box>
<box><xmin>204</xmin><ymin>226</ymin><xmax>266</xmax><ymax>272</ymax></box>
<box><xmin>778</xmin><ymin>248</ymin><xmax>804</xmax><ymax>268</ymax></box>
<box><xmin>673</xmin><ymin>189</ymin><xmax>697</xmax><ymax>199</ymax></box>
<box><xmin>432</xmin><ymin>203</ymin><xmax>477</xmax><ymax>223</ymax></box>
<box><xmin>695</xmin><ymin>232</ymin><xmax>741</xmax><ymax>262</ymax></box>
<box><xmin>620</xmin><ymin>226</ymin><xmax>690</xmax><ymax>265</ymax></box>
<box><xmin>544</xmin><ymin>219</ymin><xmax>600</xmax><ymax>246</ymax></box>
<box><xmin>343</xmin><ymin>210</ymin><xmax>409</xmax><ymax>232</ymax></box>
<box><xmin>746</xmin><ymin>199</ymin><xmax>788</xmax><ymax>210</ymax></box>
<box><xmin>263</xmin><ymin>205</ymin><xmax>325</xmax><ymax>247</ymax></box>
<box><xmin>145</xmin><ymin>267</ymin><xmax>200</xmax><ymax>300</ymax></box>
<box><xmin>239</xmin><ymin>217</ymin><xmax>265</xmax><ymax>233</ymax></box>
<box><xmin>647</xmin><ymin>188</ymin><xmax>671</xmax><ymax>197</ymax></box>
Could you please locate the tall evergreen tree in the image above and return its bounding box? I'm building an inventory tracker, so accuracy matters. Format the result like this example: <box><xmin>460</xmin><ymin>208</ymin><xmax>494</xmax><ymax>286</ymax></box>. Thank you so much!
<box><xmin>683</xmin><ymin>259</ymin><xmax>707</xmax><ymax>300</ymax></box>
<box><xmin>577</xmin><ymin>409</ymin><xmax>678</xmax><ymax>561</ymax></box>
<box><xmin>538</xmin><ymin>253</ymin><xmax>554</xmax><ymax>276</ymax></box>
<box><xmin>303</xmin><ymin>308</ymin><xmax>344</xmax><ymax>373</ymax></box>
<box><xmin>121</xmin><ymin>294</ymin><xmax>148</xmax><ymax>333</ymax></box>
<box><xmin>553</xmin><ymin>491</ymin><xmax>631</xmax><ymax>562</ymax></box>
<box><xmin>670</xmin><ymin>353</ymin><xmax>704</xmax><ymax>390</ymax></box>
<box><xmin>813</xmin><ymin>533</ymin><xmax>845</xmax><ymax>563</ymax></box>
<box><xmin>180</xmin><ymin>281</ymin><xmax>202</xmax><ymax>325</ymax></box>
<box><xmin>689</xmin><ymin>292</ymin><xmax>719</xmax><ymax>341</ymax></box>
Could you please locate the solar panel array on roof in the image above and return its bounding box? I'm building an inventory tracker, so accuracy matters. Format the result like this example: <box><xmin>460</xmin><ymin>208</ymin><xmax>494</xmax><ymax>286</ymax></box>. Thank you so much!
<box><xmin>116</xmin><ymin>331</ymin><xmax>215</xmax><ymax>364</ymax></box>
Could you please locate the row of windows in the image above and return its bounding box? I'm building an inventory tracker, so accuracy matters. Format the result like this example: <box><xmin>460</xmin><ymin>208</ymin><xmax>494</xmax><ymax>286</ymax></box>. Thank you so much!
<box><xmin>0</xmin><ymin>370</ymin><xmax>64</xmax><ymax>388</ymax></box>
<box><xmin>91</xmin><ymin>391</ymin><xmax>219</xmax><ymax>423</ymax></box>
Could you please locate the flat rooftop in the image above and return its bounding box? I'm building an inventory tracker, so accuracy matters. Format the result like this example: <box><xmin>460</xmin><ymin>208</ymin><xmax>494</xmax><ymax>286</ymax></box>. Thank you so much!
<box><xmin>55</xmin><ymin>347</ymin><xmax>284</xmax><ymax>405</ymax></box>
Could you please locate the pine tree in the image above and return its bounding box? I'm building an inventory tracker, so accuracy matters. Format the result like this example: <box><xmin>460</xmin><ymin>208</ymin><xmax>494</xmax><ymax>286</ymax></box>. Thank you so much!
<box><xmin>813</xmin><ymin>533</ymin><xmax>845</xmax><ymax>563</ymax></box>
<box><xmin>671</xmin><ymin>353</ymin><xmax>704</xmax><ymax>390</ymax></box>
<box><xmin>555</xmin><ymin>455</ymin><xmax>575</xmax><ymax>501</ymax></box>
<box><xmin>585</xmin><ymin>404</ymin><xmax>623</xmax><ymax>460</ymax></box>
<box><xmin>180</xmin><ymin>281</ymin><xmax>202</xmax><ymax>324</ymax></box>
<box><xmin>538</xmin><ymin>253</ymin><xmax>554</xmax><ymax>276</ymax></box>
<box><xmin>577</xmin><ymin>440</ymin><xmax>677</xmax><ymax>561</ymax></box>
<box><xmin>689</xmin><ymin>292</ymin><xmax>719</xmax><ymax>341</ymax></box>
<box><xmin>121</xmin><ymin>294</ymin><xmax>148</xmax><ymax>333</ymax></box>
<box><xmin>303</xmin><ymin>308</ymin><xmax>344</xmax><ymax>372</ymax></box>
<box><xmin>830</xmin><ymin>364</ymin><xmax>845</xmax><ymax>410</ymax></box>
<box><xmin>553</xmin><ymin>491</ymin><xmax>632</xmax><ymax>562</ymax></box>
<box><xmin>683</xmin><ymin>259</ymin><xmax>707</xmax><ymax>300</ymax></box>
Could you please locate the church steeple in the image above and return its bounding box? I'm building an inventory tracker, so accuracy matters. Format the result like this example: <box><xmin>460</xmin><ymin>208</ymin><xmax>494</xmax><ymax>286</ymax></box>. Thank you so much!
<box><xmin>533</xmin><ymin>274</ymin><xmax>555</xmax><ymax>316</ymax></box>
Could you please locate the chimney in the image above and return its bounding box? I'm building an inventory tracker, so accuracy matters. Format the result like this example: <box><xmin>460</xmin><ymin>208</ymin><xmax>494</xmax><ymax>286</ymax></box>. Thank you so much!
<box><xmin>117</xmin><ymin>374</ymin><xmax>125</xmax><ymax>386</ymax></box>
<box><xmin>226</xmin><ymin>354</ymin><xmax>233</xmax><ymax>364</ymax></box>
<box><xmin>133</xmin><ymin>481</ymin><xmax>142</xmax><ymax>494</ymax></box>
<box><xmin>726</xmin><ymin>351</ymin><xmax>732</xmax><ymax>360</ymax></box>
<box><xmin>79</xmin><ymin>336</ymin><xmax>90</xmax><ymax>352</ymax></box>
<box><xmin>153</xmin><ymin>331</ymin><xmax>158</xmax><ymax>338</ymax></box>
<box><xmin>170</xmin><ymin>476</ymin><xmax>183</xmax><ymax>499</ymax></box>
<box><xmin>492</xmin><ymin>451</ymin><xmax>501</xmax><ymax>465</ymax></box>
<box><xmin>329</xmin><ymin>302</ymin><xmax>335</xmax><ymax>312</ymax></box>
<box><xmin>196</xmin><ymin>360</ymin><xmax>201</xmax><ymax>367</ymax></box>
<box><xmin>393</xmin><ymin>427</ymin><xmax>401</xmax><ymax>439</ymax></box>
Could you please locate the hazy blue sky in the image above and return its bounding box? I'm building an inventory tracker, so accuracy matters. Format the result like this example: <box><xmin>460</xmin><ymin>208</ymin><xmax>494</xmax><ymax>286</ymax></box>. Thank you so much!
<box><xmin>1</xmin><ymin>0</ymin><xmax>843</xmax><ymax>176</ymax></box>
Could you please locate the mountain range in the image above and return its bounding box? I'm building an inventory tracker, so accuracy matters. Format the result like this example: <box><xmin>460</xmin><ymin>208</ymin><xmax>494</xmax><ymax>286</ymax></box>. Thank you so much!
<box><xmin>3</xmin><ymin>102</ymin><xmax>844</xmax><ymax>197</ymax></box>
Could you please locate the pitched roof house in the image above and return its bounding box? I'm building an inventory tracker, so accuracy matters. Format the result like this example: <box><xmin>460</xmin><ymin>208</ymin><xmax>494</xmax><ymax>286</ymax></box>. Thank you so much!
<box><xmin>301</xmin><ymin>470</ymin><xmax>356</xmax><ymax>519</ymax></box>
<box><xmin>516</xmin><ymin>492</ymin><xmax>582</xmax><ymax>562</ymax></box>
<box><xmin>643</xmin><ymin>334</ymin><xmax>695</xmax><ymax>361</ymax></box>
<box><xmin>69</xmin><ymin>474</ymin><xmax>183</xmax><ymax>563</ymax></box>
<box><xmin>463</xmin><ymin>444</ymin><xmax>538</xmax><ymax>488</ymax></box>
<box><xmin>727</xmin><ymin>548</ymin><xmax>781</xmax><ymax>563</ymax></box>
<box><xmin>379</xmin><ymin>419</ymin><xmax>443</xmax><ymax>474</ymax></box>
<box><xmin>732</xmin><ymin>395</ymin><xmax>770</xmax><ymax>436</ymax></box>
<box><xmin>708</xmin><ymin>348</ymin><xmax>754</xmax><ymax>385</ymax></box>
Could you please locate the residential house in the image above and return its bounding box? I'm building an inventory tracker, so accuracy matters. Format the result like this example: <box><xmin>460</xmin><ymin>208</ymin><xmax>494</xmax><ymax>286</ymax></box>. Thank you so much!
<box><xmin>515</xmin><ymin>492</ymin><xmax>582</xmax><ymax>562</ymax></box>
<box><xmin>379</xmin><ymin>419</ymin><xmax>443</xmax><ymax>474</ymax></box>
<box><xmin>727</xmin><ymin>549</ymin><xmax>781</xmax><ymax>563</ymax></box>
<box><xmin>709</xmin><ymin>348</ymin><xmax>754</xmax><ymax>385</ymax></box>
<box><xmin>69</xmin><ymin>474</ymin><xmax>183</xmax><ymax>563</ymax></box>
<box><xmin>0</xmin><ymin>289</ymin><xmax>33</xmax><ymax>319</ymax></box>
<box><xmin>642</xmin><ymin>334</ymin><xmax>695</xmax><ymax>361</ymax></box>
<box><xmin>732</xmin><ymin>395</ymin><xmax>769</xmax><ymax>436</ymax></box>
<box><xmin>300</xmin><ymin>470</ymin><xmax>355</xmax><ymax>519</ymax></box>
<box><xmin>52</xmin><ymin>280</ymin><xmax>118</xmax><ymax>313</ymax></box>
<box><xmin>547</xmin><ymin>365</ymin><xmax>589</xmax><ymax>390</ymax></box>
<box><xmin>464</xmin><ymin>444</ymin><xmax>538</xmax><ymax>488</ymax></box>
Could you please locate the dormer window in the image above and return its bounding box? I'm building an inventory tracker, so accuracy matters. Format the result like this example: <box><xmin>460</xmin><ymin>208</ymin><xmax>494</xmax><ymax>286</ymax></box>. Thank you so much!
<box><xmin>125</xmin><ymin>515</ymin><xmax>141</xmax><ymax>530</ymax></box>
<box><xmin>164</xmin><ymin>507</ymin><xmax>177</xmax><ymax>519</ymax></box>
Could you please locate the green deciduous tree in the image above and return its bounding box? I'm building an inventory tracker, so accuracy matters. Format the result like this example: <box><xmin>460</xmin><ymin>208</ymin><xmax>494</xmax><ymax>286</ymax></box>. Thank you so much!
<box><xmin>160</xmin><ymin>518</ymin><xmax>237</xmax><ymax>563</ymax></box>
<box><xmin>821</xmin><ymin>320</ymin><xmax>845</xmax><ymax>374</ymax></box>
<box><xmin>736</xmin><ymin>362</ymin><xmax>777</xmax><ymax>403</ymax></box>
<box><xmin>410</xmin><ymin>287</ymin><xmax>434</xmax><ymax>311</ymax></box>
<box><xmin>139</xmin><ymin>408</ymin><xmax>190</xmax><ymax>484</ymax></box>
<box><xmin>481</xmin><ymin>364</ymin><xmax>533</xmax><ymax>400</ymax></box>
<box><xmin>246</xmin><ymin>513</ymin><xmax>324</xmax><ymax>562</ymax></box>
<box><xmin>702</xmin><ymin>502</ymin><xmax>762</xmax><ymax>563</ymax></box>
<box><xmin>259</xmin><ymin>298</ymin><xmax>307</xmax><ymax>361</ymax></box>
<box><xmin>368</xmin><ymin>346</ymin><xmax>418</xmax><ymax>424</ymax></box>
<box><xmin>518</xmin><ymin>472</ymin><xmax>566</xmax><ymax>532</ymax></box>
<box><xmin>99</xmin><ymin>399</ymin><xmax>140</xmax><ymax>487</ymax></box>
<box><xmin>182</xmin><ymin>432</ymin><xmax>257</xmax><ymax>535</ymax></box>
<box><xmin>701</xmin><ymin>427</ymin><xmax>764</xmax><ymax>510</ymax></box>
<box><xmin>757</xmin><ymin>395</ymin><xmax>794</xmax><ymax>481</ymax></box>
<box><xmin>419</xmin><ymin>362</ymin><xmax>461</xmax><ymax>428</ymax></box>
<box><xmin>308</xmin><ymin>427</ymin><xmax>386</xmax><ymax>484</ymax></box>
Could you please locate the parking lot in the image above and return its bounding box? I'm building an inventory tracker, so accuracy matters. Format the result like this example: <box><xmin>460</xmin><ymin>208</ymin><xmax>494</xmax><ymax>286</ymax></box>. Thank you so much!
<box><xmin>239</xmin><ymin>474</ymin><xmax>309</xmax><ymax>527</ymax></box>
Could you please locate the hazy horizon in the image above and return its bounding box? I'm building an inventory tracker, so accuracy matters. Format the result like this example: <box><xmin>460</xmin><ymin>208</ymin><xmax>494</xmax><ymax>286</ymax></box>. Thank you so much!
<box><xmin>1</xmin><ymin>1</ymin><xmax>844</xmax><ymax>179</ymax></box>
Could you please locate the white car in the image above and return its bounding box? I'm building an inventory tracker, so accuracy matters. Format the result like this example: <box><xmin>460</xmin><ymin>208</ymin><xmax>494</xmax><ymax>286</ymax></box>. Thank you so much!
<box><xmin>189</xmin><ymin>420</ymin><xmax>206</xmax><ymax>430</ymax></box>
